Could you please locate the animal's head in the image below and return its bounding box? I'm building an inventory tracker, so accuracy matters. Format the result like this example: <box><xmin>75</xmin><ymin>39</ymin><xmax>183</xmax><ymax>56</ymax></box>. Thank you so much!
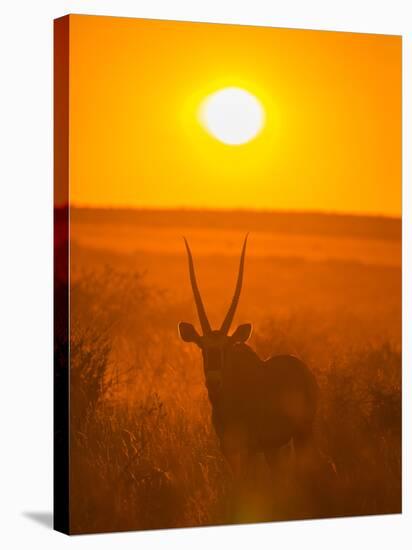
<box><xmin>178</xmin><ymin>235</ymin><xmax>252</xmax><ymax>384</ymax></box>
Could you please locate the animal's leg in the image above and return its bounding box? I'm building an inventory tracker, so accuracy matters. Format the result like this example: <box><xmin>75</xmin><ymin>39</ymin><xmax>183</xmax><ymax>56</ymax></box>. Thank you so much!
<box><xmin>264</xmin><ymin>444</ymin><xmax>298</xmax><ymax>519</ymax></box>
<box><xmin>294</xmin><ymin>430</ymin><xmax>337</xmax><ymax>479</ymax></box>
<box><xmin>225</xmin><ymin>450</ymin><xmax>252</xmax><ymax>482</ymax></box>
<box><xmin>223</xmin><ymin>450</ymin><xmax>261</xmax><ymax>523</ymax></box>
<box><xmin>221</xmin><ymin>427</ymin><xmax>251</xmax><ymax>482</ymax></box>
<box><xmin>293</xmin><ymin>429</ymin><xmax>317</xmax><ymax>475</ymax></box>
<box><xmin>293</xmin><ymin>430</ymin><xmax>338</xmax><ymax>517</ymax></box>
<box><xmin>264</xmin><ymin>442</ymin><xmax>295</xmax><ymax>488</ymax></box>
<box><xmin>264</xmin><ymin>444</ymin><xmax>292</xmax><ymax>475</ymax></box>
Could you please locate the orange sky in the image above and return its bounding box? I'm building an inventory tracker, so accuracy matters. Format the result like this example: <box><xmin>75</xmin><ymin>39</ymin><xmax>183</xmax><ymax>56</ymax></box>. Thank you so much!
<box><xmin>66</xmin><ymin>15</ymin><xmax>401</xmax><ymax>216</ymax></box>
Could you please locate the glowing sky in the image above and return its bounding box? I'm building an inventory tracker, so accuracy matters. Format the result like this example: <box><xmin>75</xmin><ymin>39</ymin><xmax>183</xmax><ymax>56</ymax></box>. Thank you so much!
<box><xmin>66</xmin><ymin>15</ymin><xmax>401</xmax><ymax>216</ymax></box>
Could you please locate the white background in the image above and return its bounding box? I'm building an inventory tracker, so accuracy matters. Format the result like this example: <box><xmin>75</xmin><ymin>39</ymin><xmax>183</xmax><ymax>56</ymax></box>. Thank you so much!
<box><xmin>0</xmin><ymin>1</ymin><xmax>410</xmax><ymax>548</ymax></box>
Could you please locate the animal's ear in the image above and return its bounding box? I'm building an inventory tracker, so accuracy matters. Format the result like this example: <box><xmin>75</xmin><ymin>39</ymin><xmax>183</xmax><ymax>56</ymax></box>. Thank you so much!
<box><xmin>231</xmin><ymin>323</ymin><xmax>252</xmax><ymax>343</ymax></box>
<box><xmin>178</xmin><ymin>322</ymin><xmax>201</xmax><ymax>344</ymax></box>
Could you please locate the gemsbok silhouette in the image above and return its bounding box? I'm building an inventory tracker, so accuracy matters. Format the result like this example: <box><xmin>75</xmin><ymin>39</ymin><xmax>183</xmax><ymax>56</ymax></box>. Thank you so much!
<box><xmin>178</xmin><ymin>235</ymin><xmax>319</xmax><ymax>478</ymax></box>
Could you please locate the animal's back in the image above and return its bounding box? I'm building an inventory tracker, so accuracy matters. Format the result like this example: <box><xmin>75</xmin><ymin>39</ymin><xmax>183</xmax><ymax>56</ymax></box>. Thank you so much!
<box><xmin>216</xmin><ymin>347</ymin><xmax>317</xmax><ymax>451</ymax></box>
<box><xmin>255</xmin><ymin>354</ymin><xmax>318</xmax><ymax>448</ymax></box>
<box><xmin>220</xmin><ymin>348</ymin><xmax>317</xmax><ymax>449</ymax></box>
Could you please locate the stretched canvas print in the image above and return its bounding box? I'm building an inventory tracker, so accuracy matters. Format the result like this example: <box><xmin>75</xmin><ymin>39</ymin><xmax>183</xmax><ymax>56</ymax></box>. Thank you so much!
<box><xmin>54</xmin><ymin>14</ymin><xmax>402</xmax><ymax>535</ymax></box>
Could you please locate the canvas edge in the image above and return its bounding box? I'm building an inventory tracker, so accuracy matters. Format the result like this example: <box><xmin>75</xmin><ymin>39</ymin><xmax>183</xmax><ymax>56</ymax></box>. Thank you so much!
<box><xmin>53</xmin><ymin>14</ymin><xmax>70</xmax><ymax>536</ymax></box>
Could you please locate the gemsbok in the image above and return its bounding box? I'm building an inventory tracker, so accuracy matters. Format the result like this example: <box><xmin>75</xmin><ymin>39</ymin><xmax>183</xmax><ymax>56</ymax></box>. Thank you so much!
<box><xmin>178</xmin><ymin>235</ymin><xmax>319</xmax><ymax>478</ymax></box>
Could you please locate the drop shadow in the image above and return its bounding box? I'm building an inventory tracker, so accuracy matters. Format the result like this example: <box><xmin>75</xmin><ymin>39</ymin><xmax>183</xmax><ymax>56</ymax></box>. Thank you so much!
<box><xmin>23</xmin><ymin>511</ymin><xmax>53</xmax><ymax>529</ymax></box>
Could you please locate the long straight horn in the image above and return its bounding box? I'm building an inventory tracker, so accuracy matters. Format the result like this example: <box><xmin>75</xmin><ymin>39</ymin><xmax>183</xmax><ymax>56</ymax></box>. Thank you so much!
<box><xmin>183</xmin><ymin>238</ymin><xmax>211</xmax><ymax>334</ymax></box>
<box><xmin>220</xmin><ymin>234</ymin><xmax>249</xmax><ymax>335</ymax></box>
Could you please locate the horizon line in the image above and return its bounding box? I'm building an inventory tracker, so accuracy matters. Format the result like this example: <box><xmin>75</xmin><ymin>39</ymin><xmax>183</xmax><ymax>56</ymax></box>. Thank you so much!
<box><xmin>56</xmin><ymin>203</ymin><xmax>402</xmax><ymax>221</ymax></box>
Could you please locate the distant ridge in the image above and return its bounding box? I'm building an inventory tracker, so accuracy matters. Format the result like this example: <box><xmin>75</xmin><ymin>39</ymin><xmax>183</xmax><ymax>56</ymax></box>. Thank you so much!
<box><xmin>67</xmin><ymin>206</ymin><xmax>401</xmax><ymax>242</ymax></box>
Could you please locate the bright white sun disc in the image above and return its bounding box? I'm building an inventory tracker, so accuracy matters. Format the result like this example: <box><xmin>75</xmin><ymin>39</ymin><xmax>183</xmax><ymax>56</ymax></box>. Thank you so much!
<box><xmin>199</xmin><ymin>87</ymin><xmax>264</xmax><ymax>145</ymax></box>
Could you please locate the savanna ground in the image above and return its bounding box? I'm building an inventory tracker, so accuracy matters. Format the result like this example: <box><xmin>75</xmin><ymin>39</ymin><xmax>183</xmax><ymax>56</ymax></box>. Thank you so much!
<box><xmin>57</xmin><ymin>207</ymin><xmax>401</xmax><ymax>533</ymax></box>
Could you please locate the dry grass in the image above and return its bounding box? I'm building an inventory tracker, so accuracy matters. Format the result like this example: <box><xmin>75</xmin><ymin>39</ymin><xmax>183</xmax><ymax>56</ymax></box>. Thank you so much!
<box><xmin>66</xmin><ymin>266</ymin><xmax>401</xmax><ymax>534</ymax></box>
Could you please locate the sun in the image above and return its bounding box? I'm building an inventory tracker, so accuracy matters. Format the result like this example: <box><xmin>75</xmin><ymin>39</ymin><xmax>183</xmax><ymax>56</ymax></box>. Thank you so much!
<box><xmin>199</xmin><ymin>87</ymin><xmax>265</xmax><ymax>145</ymax></box>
